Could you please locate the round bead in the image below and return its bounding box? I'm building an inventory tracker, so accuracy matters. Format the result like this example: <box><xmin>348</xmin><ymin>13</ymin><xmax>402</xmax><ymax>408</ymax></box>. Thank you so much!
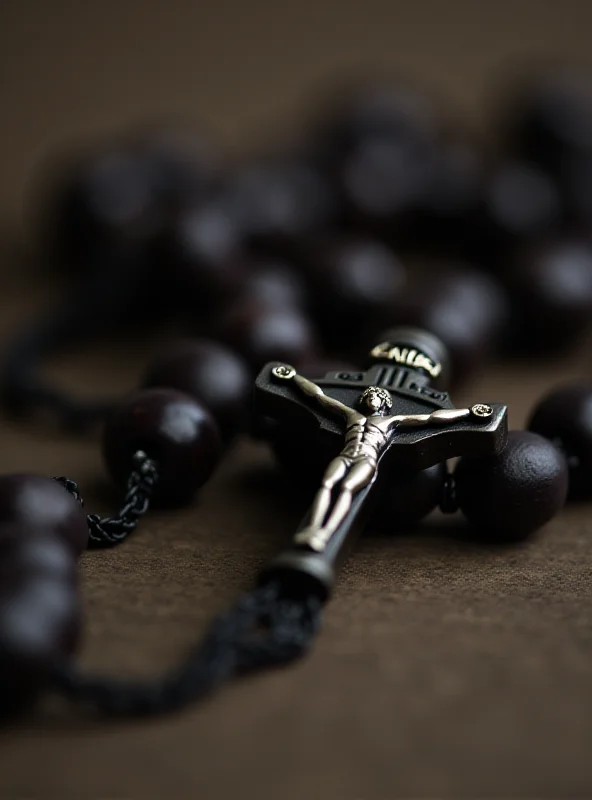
<box><xmin>0</xmin><ymin>527</ymin><xmax>78</xmax><ymax>585</ymax></box>
<box><xmin>371</xmin><ymin>462</ymin><xmax>446</xmax><ymax>531</ymax></box>
<box><xmin>141</xmin><ymin>340</ymin><xmax>252</xmax><ymax>439</ymax></box>
<box><xmin>225</xmin><ymin>157</ymin><xmax>337</xmax><ymax>256</ymax></box>
<box><xmin>413</xmin><ymin>138</ymin><xmax>484</xmax><ymax>256</ymax></box>
<box><xmin>302</xmin><ymin>238</ymin><xmax>405</xmax><ymax>345</ymax></box>
<box><xmin>218</xmin><ymin>302</ymin><xmax>318</xmax><ymax>371</ymax></box>
<box><xmin>315</xmin><ymin>80</ymin><xmax>441</xmax><ymax>153</ymax></box>
<box><xmin>133</xmin><ymin>124</ymin><xmax>218</xmax><ymax>208</ymax></box>
<box><xmin>38</xmin><ymin>145</ymin><xmax>167</xmax><ymax>267</ymax></box>
<box><xmin>504</xmin><ymin>240</ymin><xmax>592</xmax><ymax>352</ymax></box>
<box><xmin>337</xmin><ymin>132</ymin><xmax>433</xmax><ymax>237</ymax></box>
<box><xmin>455</xmin><ymin>430</ymin><xmax>568</xmax><ymax>541</ymax></box>
<box><xmin>392</xmin><ymin>267</ymin><xmax>507</xmax><ymax>386</ymax></box>
<box><xmin>502</xmin><ymin>68</ymin><xmax>592</xmax><ymax>170</ymax></box>
<box><xmin>528</xmin><ymin>384</ymin><xmax>592</xmax><ymax>499</ymax></box>
<box><xmin>0</xmin><ymin>533</ymin><xmax>80</xmax><ymax>715</ymax></box>
<box><xmin>236</xmin><ymin>261</ymin><xmax>307</xmax><ymax>311</ymax></box>
<box><xmin>474</xmin><ymin>160</ymin><xmax>562</xmax><ymax>268</ymax></box>
<box><xmin>170</xmin><ymin>196</ymin><xmax>246</xmax><ymax>307</ymax></box>
<box><xmin>0</xmin><ymin>475</ymin><xmax>88</xmax><ymax>556</ymax></box>
<box><xmin>102</xmin><ymin>388</ymin><xmax>221</xmax><ymax>506</ymax></box>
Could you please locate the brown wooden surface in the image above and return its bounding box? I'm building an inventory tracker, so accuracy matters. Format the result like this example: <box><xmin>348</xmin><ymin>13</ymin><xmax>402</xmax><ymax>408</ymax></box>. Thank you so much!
<box><xmin>1</xmin><ymin>2</ymin><xmax>592</xmax><ymax>797</ymax></box>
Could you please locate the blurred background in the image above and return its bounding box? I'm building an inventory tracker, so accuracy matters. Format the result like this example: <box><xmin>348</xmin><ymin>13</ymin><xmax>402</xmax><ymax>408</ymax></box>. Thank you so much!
<box><xmin>2</xmin><ymin>1</ymin><xmax>592</xmax><ymax>798</ymax></box>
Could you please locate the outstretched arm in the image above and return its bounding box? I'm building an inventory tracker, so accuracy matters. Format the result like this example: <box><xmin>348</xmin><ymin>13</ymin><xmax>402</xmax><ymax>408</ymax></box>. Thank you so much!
<box><xmin>292</xmin><ymin>374</ymin><xmax>356</xmax><ymax>421</ymax></box>
<box><xmin>387</xmin><ymin>407</ymin><xmax>472</xmax><ymax>430</ymax></box>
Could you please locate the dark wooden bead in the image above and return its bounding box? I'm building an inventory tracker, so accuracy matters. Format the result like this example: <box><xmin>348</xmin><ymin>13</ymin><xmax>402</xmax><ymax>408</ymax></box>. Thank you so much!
<box><xmin>218</xmin><ymin>302</ymin><xmax>318</xmax><ymax>371</ymax></box>
<box><xmin>0</xmin><ymin>475</ymin><xmax>88</xmax><ymax>556</ymax></box>
<box><xmin>141</xmin><ymin>339</ymin><xmax>252</xmax><ymax>439</ymax></box>
<box><xmin>413</xmin><ymin>138</ymin><xmax>485</xmax><ymax>256</ymax></box>
<box><xmin>169</xmin><ymin>196</ymin><xmax>247</xmax><ymax>307</ymax></box>
<box><xmin>38</xmin><ymin>145</ymin><xmax>168</xmax><ymax>267</ymax></box>
<box><xmin>0</xmin><ymin>533</ymin><xmax>80</xmax><ymax>715</ymax></box>
<box><xmin>504</xmin><ymin>240</ymin><xmax>592</xmax><ymax>353</ymax></box>
<box><xmin>315</xmin><ymin>79</ymin><xmax>441</xmax><ymax>154</ymax></box>
<box><xmin>302</xmin><ymin>238</ymin><xmax>405</xmax><ymax>345</ymax></box>
<box><xmin>455</xmin><ymin>430</ymin><xmax>568</xmax><ymax>541</ymax></box>
<box><xmin>371</xmin><ymin>462</ymin><xmax>446</xmax><ymax>531</ymax></box>
<box><xmin>392</xmin><ymin>267</ymin><xmax>507</xmax><ymax>385</ymax></box>
<box><xmin>133</xmin><ymin>124</ymin><xmax>218</xmax><ymax>208</ymax></box>
<box><xmin>337</xmin><ymin>132</ymin><xmax>434</xmax><ymax>237</ymax></box>
<box><xmin>236</xmin><ymin>261</ymin><xmax>307</xmax><ymax>311</ymax></box>
<box><xmin>225</xmin><ymin>157</ymin><xmax>337</xmax><ymax>256</ymax></box>
<box><xmin>502</xmin><ymin>69</ymin><xmax>592</xmax><ymax>171</ymax></box>
<box><xmin>0</xmin><ymin>527</ymin><xmax>78</xmax><ymax>584</ymax></box>
<box><xmin>474</xmin><ymin>160</ymin><xmax>562</xmax><ymax>268</ymax></box>
<box><xmin>528</xmin><ymin>384</ymin><xmax>592</xmax><ymax>499</ymax></box>
<box><xmin>102</xmin><ymin>388</ymin><xmax>221</xmax><ymax>506</ymax></box>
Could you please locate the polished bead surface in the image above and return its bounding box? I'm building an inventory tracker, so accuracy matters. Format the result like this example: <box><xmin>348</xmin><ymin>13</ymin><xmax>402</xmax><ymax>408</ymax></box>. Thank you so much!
<box><xmin>392</xmin><ymin>268</ymin><xmax>507</xmax><ymax>385</ymax></box>
<box><xmin>455</xmin><ymin>430</ymin><xmax>568</xmax><ymax>541</ymax></box>
<box><xmin>503</xmin><ymin>69</ymin><xmax>592</xmax><ymax>169</ymax></box>
<box><xmin>141</xmin><ymin>339</ymin><xmax>252</xmax><ymax>439</ymax></box>
<box><xmin>134</xmin><ymin>124</ymin><xmax>218</xmax><ymax>208</ymax></box>
<box><xmin>218</xmin><ymin>302</ymin><xmax>318</xmax><ymax>371</ymax></box>
<box><xmin>39</xmin><ymin>146</ymin><xmax>167</xmax><ymax>266</ymax></box>
<box><xmin>475</xmin><ymin>160</ymin><xmax>562</xmax><ymax>267</ymax></box>
<box><xmin>528</xmin><ymin>384</ymin><xmax>592</xmax><ymax>498</ymax></box>
<box><xmin>170</xmin><ymin>197</ymin><xmax>246</xmax><ymax>306</ymax></box>
<box><xmin>303</xmin><ymin>238</ymin><xmax>405</xmax><ymax>343</ymax></box>
<box><xmin>0</xmin><ymin>475</ymin><xmax>88</xmax><ymax>556</ymax></box>
<box><xmin>504</xmin><ymin>240</ymin><xmax>592</xmax><ymax>352</ymax></box>
<box><xmin>225</xmin><ymin>157</ymin><xmax>337</xmax><ymax>255</ymax></box>
<box><xmin>236</xmin><ymin>261</ymin><xmax>307</xmax><ymax>311</ymax></box>
<box><xmin>0</xmin><ymin>533</ymin><xmax>80</xmax><ymax>715</ymax></box>
<box><xmin>102</xmin><ymin>388</ymin><xmax>221</xmax><ymax>505</ymax></box>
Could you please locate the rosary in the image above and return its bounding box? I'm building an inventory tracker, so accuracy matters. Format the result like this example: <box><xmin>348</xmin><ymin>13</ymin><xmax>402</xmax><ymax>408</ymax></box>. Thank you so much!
<box><xmin>1</xmin><ymin>69</ymin><xmax>591</xmax><ymax>718</ymax></box>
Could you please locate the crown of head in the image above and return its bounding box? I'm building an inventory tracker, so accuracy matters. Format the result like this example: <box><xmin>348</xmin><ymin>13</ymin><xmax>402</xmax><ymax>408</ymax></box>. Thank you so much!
<box><xmin>359</xmin><ymin>386</ymin><xmax>393</xmax><ymax>414</ymax></box>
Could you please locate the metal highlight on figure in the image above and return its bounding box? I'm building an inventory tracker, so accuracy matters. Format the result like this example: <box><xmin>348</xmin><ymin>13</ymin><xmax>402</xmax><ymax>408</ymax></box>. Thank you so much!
<box><xmin>272</xmin><ymin>367</ymin><xmax>480</xmax><ymax>552</ymax></box>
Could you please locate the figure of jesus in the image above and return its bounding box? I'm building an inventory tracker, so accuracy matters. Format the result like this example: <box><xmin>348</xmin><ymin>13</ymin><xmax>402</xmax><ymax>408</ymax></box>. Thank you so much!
<box><xmin>273</xmin><ymin>366</ymin><xmax>483</xmax><ymax>552</ymax></box>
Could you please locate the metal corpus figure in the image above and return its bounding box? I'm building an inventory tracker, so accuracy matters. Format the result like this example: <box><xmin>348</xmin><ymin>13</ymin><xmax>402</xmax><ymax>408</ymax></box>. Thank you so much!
<box><xmin>255</xmin><ymin>328</ymin><xmax>508</xmax><ymax>599</ymax></box>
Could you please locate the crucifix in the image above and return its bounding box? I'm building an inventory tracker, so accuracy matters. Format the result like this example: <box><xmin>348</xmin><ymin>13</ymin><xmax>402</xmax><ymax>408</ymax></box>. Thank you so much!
<box><xmin>254</xmin><ymin>327</ymin><xmax>508</xmax><ymax>599</ymax></box>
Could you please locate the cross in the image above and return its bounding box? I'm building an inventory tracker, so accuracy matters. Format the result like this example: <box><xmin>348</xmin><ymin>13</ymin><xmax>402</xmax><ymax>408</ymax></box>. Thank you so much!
<box><xmin>254</xmin><ymin>328</ymin><xmax>508</xmax><ymax>600</ymax></box>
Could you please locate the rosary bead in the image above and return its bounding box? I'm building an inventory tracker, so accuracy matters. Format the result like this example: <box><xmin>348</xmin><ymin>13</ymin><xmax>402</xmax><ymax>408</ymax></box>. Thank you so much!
<box><xmin>0</xmin><ymin>533</ymin><xmax>80</xmax><ymax>715</ymax></box>
<box><xmin>218</xmin><ymin>302</ymin><xmax>318</xmax><ymax>371</ymax></box>
<box><xmin>474</xmin><ymin>160</ymin><xmax>562</xmax><ymax>268</ymax></box>
<box><xmin>236</xmin><ymin>261</ymin><xmax>307</xmax><ymax>311</ymax></box>
<box><xmin>170</xmin><ymin>197</ymin><xmax>247</xmax><ymax>307</ymax></box>
<box><xmin>0</xmin><ymin>528</ymin><xmax>77</xmax><ymax>584</ymax></box>
<box><xmin>413</xmin><ymin>138</ymin><xmax>485</xmax><ymax>256</ymax></box>
<box><xmin>371</xmin><ymin>462</ymin><xmax>446</xmax><ymax>531</ymax></box>
<box><xmin>315</xmin><ymin>79</ymin><xmax>441</xmax><ymax>154</ymax></box>
<box><xmin>225</xmin><ymin>157</ymin><xmax>337</xmax><ymax>256</ymax></box>
<box><xmin>503</xmin><ymin>240</ymin><xmax>592</xmax><ymax>352</ymax></box>
<box><xmin>133</xmin><ymin>124</ymin><xmax>218</xmax><ymax>209</ymax></box>
<box><xmin>502</xmin><ymin>68</ymin><xmax>592</xmax><ymax>171</ymax></box>
<box><xmin>392</xmin><ymin>268</ymin><xmax>507</xmax><ymax>386</ymax></box>
<box><xmin>38</xmin><ymin>145</ymin><xmax>168</xmax><ymax>268</ymax></box>
<box><xmin>102</xmin><ymin>388</ymin><xmax>221</xmax><ymax>506</ymax></box>
<box><xmin>141</xmin><ymin>340</ymin><xmax>252</xmax><ymax>439</ymax></box>
<box><xmin>337</xmin><ymin>131</ymin><xmax>434</xmax><ymax>238</ymax></box>
<box><xmin>302</xmin><ymin>237</ymin><xmax>406</xmax><ymax>345</ymax></box>
<box><xmin>0</xmin><ymin>475</ymin><xmax>88</xmax><ymax>557</ymax></box>
<box><xmin>528</xmin><ymin>384</ymin><xmax>592</xmax><ymax>499</ymax></box>
<box><xmin>455</xmin><ymin>430</ymin><xmax>568</xmax><ymax>541</ymax></box>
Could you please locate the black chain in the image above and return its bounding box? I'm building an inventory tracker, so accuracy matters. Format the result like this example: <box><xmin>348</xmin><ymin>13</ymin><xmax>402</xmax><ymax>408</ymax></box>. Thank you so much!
<box><xmin>52</xmin><ymin>580</ymin><xmax>323</xmax><ymax>717</ymax></box>
<box><xmin>54</xmin><ymin>450</ymin><xmax>158</xmax><ymax>548</ymax></box>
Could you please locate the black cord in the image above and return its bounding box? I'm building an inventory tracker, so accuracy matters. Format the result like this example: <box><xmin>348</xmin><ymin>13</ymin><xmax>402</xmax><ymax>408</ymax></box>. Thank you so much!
<box><xmin>52</xmin><ymin>579</ymin><xmax>323</xmax><ymax>716</ymax></box>
<box><xmin>54</xmin><ymin>450</ymin><xmax>158</xmax><ymax>548</ymax></box>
